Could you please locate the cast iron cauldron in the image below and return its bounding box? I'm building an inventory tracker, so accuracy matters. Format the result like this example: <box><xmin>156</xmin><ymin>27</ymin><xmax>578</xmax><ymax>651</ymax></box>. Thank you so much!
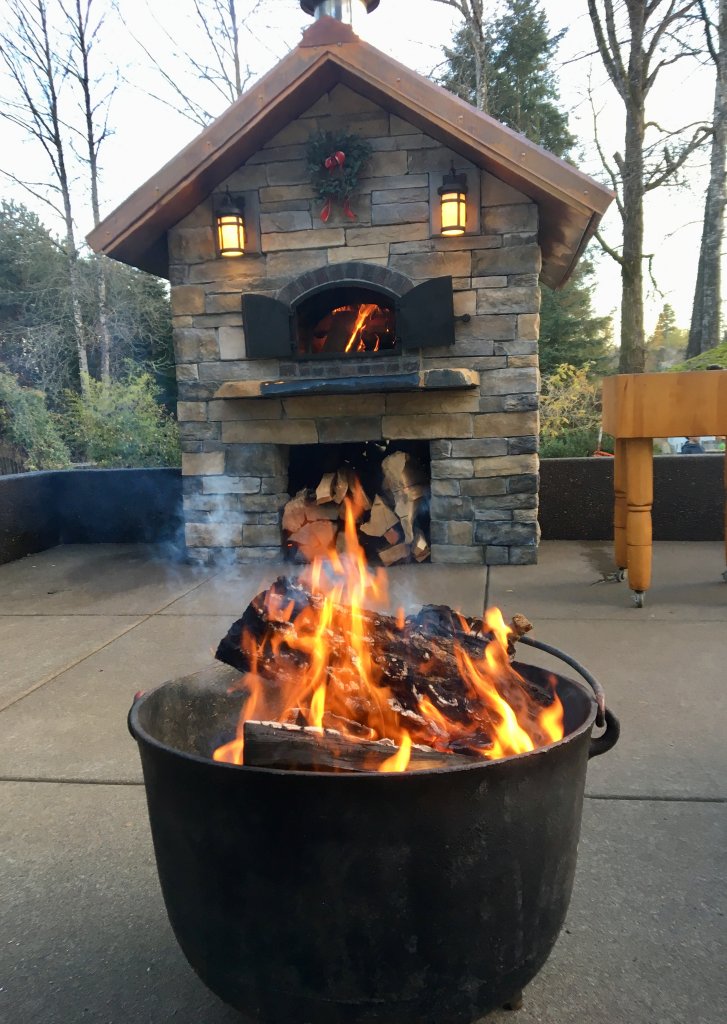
<box><xmin>129</xmin><ymin>639</ymin><xmax>619</xmax><ymax>1024</ymax></box>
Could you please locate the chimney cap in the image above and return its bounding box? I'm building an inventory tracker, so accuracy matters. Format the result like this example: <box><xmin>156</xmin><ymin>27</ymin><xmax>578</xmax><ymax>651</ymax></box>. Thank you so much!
<box><xmin>300</xmin><ymin>1</ymin><xmax>380</xmax><ymax>15</ymax></box>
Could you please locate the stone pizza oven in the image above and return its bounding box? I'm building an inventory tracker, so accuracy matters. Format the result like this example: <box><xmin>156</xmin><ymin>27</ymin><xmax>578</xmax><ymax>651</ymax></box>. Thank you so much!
<box><xmin>88</xmin><ymin>2</ymin><xmax>612</xmax><ymax>566</ymax></box>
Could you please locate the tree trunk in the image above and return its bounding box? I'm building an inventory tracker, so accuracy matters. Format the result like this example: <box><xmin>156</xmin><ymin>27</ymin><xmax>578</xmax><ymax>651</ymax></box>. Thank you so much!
<box><xmin>688</xmin><ymin>0</ymin><xmax>727</xmax><ymax>358</ymax></box>
<box><xmin>619</xmin><ymin>33</ymin><xmax>646</xmax><ymax>374</ymax></box>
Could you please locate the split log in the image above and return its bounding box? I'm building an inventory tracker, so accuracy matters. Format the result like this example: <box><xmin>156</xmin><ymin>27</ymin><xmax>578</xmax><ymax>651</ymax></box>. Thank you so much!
<box><xmin>315</xmin><ymin>472</ymin><xmax>336</xmax><ymax>504</ymax></box>
<box><xmin>333</xmin><ymin>469</ymin><xmax>350</xmax><ymax>504</ymax></box>
<box><xmin>412</xmin><ymin>531</ymin><xmax>430</xmax><ymax>562</ymax></box>
<box><xmin>282</xmin><ymin>491</ymin><xmax>309</xmax><ymax>534</ymax></box>
<box><xmin>384</xmin><ymin>525</ymin><xmax>403</xmax><ymax>546</ymax></box>
<box><xmin>382</xmin><ymin>450</ymin><xmax>428</xmax><ymax>493</ymax></box>
<box><xmin>242</xmin><ymin>720</ymin><xmax>473</xmax><ymax>772</ymax></box>
<box><xmin>361</xmin><ymin>495</ymin><xmax>399</xmax><ymax>537</ymax></box>
<box><xmin>287</xmin><ymin>520</ymin><xmax>337</xmax><ymax>560</ymax></box>
<box><xmin>379</xmin><ymin>542</ymin><xmax>411</xmax><ymax>566</ymax></box>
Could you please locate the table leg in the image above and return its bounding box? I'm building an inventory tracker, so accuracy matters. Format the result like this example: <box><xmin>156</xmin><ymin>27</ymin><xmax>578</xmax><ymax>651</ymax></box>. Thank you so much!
<box><xmin>613</xmin><ymin>439</ymin><xmax>627</xmax><ymax>572</ymax></box>
<box><xmin>625</xmin><ymin>438</ymin><xmax>653</xmax><ymax>598</ymax></box>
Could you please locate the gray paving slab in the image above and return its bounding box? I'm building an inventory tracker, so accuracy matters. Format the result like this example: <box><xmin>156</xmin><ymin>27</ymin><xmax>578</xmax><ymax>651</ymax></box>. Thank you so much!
<box><xmin>517</xmin><ymin>619</ymin><xmax>727</xmax><ymax>800</ymax></box>
<box><xmin>1</xmin><ymin>782</ymin><xmax>724</xmax><ymax>1024</ymax></box>
<box><xmin>0</xmin><ymin>615</ymin><xmax>142</xmax><ymax>709</ymax></box>
<box><xmin>0</xmin><ymin>544</ymin><xmax>215</xmax><ymax>616</ymax></box>
<box><xmin>0</xmin><ymin>615</ymin><xmax>232</xmax><ymax>783</ymax></box>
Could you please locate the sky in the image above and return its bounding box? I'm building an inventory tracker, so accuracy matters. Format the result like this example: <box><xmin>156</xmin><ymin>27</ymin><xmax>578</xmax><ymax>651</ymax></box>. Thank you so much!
<box><xmin>0</xmin><ymin>0</ymin><xmax>719</xmax><ymax>336</ymax></box>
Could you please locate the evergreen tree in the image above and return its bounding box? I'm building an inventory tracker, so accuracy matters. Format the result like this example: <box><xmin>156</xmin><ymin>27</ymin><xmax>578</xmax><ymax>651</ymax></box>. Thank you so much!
<box><xmin>645</xmin><ymin>303</ymin><xmax>688</xmax><ymax>371</ymax></box>
<box><xmin>440</xmin><ymin>0</ymin><xmax>611</xmax><ymax>372</ymax></box>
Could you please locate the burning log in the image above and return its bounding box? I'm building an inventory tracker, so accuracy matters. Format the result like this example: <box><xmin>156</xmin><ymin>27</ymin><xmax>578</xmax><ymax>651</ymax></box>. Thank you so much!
<box><xmin>242</xmin><ymin>720</ymin><xmax>473</xmax><ymax>772</ymax></box>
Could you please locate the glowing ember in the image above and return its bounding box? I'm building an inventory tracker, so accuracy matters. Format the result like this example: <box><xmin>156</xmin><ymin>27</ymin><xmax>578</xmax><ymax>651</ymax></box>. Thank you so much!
<box><xmin>214</xmin><ymin>484</ymin><xmax>564</xmax><ymax>773</ymax></box>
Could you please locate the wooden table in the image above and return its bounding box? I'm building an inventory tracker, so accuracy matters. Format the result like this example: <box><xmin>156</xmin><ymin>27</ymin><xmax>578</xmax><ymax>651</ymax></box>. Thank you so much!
<box><xmin>601</xmin><ymin>370</ymin><xmax>727</xmax><ymax>606</ymax></box>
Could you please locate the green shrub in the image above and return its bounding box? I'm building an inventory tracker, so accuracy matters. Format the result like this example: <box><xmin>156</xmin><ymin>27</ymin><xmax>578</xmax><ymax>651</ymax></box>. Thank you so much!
<box><xmin>668</xmin><ymin>341</ymin><xmax>727</xmax><ymax>371</ymax></box>
<box><xmin>64</xmin><ymin>372</ymin><xmax>180</xmax><ymax>468</ymax></box>
<box><xmin>540</xmin><ymin>363</ymin><xmax>610</xmax><ymax>459</ymax></box>
<box><xmin>0</xmin><ymin>368</ymin><xmax>71</xmax><ymax>470</ymax></box>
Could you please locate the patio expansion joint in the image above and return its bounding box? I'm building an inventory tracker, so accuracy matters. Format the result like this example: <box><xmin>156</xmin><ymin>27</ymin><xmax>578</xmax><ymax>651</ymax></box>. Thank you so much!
<box><xmin>0</xmin><ymin>570</ymin><xmax>225</xmax><ymax>715</ymax></box>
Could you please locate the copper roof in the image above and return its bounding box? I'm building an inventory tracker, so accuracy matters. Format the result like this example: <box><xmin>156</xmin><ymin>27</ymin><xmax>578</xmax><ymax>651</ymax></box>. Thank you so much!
<box><xmin>87</xmin><ymin>17</ymin><xmax>613</xmax><ymax>288</ymax></box>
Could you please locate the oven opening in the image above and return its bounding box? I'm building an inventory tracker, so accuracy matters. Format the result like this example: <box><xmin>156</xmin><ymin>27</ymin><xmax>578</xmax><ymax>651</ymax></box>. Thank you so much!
<box><xmin>295</xmin><ymin>286</ymin><xmax>397</xmax><ymax>358</ymax></box>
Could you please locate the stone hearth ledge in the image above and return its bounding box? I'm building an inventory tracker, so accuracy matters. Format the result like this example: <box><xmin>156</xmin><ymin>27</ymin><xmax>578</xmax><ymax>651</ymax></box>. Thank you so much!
<box><xmin>213</xmin><ymin>368</ymin><xmax>480</xmax><ymax>400</ymax></box>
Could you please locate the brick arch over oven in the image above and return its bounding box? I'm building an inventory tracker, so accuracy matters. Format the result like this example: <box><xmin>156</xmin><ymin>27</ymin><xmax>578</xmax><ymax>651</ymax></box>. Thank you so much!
<box><xmin>276</xmin><ymin>261</ymin><xmax>415</xmax><ymax>308</ymax></box>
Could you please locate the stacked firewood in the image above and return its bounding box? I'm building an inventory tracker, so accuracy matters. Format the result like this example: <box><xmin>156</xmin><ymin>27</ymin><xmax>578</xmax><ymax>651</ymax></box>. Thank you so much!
<box><xmin>282</xmin><ymin>451</ymin><xmax>430</xmax><ymax>565</ymax></box>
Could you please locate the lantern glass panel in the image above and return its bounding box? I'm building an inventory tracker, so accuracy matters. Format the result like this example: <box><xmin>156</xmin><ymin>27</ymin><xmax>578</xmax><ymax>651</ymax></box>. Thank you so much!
<box><xmin>217</xmin><ymin>214</ymin><xmax>245</xmax><ymax>256</ymax></box>
<box><xmin>440</xmin><ymin>191</ymin><xmax>466</xmax><ymax>236</ymax></box>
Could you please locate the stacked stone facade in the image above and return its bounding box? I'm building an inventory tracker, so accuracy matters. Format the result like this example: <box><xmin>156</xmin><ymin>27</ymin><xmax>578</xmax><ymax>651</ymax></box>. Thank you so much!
<box><xmin>170</xmin><ymin>84</ymin><xmax>541</xmax><ymax>565</ymax></box>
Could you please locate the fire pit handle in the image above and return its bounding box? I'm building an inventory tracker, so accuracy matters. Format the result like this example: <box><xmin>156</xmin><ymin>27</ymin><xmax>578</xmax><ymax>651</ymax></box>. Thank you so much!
<box><xmin>517</xmin><ymin>636</ymin><xmax>619</xmax><ymax>756</ymax></box>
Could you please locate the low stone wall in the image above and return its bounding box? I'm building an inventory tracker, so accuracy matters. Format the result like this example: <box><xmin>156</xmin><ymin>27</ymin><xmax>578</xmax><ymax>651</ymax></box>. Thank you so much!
<box><xmin>0</xmin><ymin>468</ymin><xmax>183</xmax><ymax>565</ymax></box>
<box><xmin>539</xmin><ymin>455</ymin><xmax>724</xmax><ymax>541</ymax></box>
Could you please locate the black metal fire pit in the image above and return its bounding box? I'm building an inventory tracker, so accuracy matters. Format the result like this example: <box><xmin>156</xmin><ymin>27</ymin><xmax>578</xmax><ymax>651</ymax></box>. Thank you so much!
<box><xmin>129</xmin><ymin>643</ymin><xmax>619</xmax><ymax>1024</ymax></box>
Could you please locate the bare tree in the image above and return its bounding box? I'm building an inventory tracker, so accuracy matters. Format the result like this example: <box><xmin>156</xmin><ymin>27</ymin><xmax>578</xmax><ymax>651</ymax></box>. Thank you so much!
<box><xmin>433</xmin><ymin>0</ymin><xmax>488</xmax><ymax>111</ymax></box>
<box><xmin>61</xmin><ymin>0</ymin><xmax>116</xmax><ymax>380</ymax></box>
<box><xmin>123</xmin><ymin>0</ymin><xmax>274</xmax><ymax>127</ymax></box>
<box><xmin>588</xmin><ymin>0</ymin><xmax>710</xmax><ymax>373</ymax></box>
<box><xmin>0</xmin><ymin>0</ymin><xmax>90</xmax><ymax>385</ymax></box>
<box><xmin>688</xmin><ymin>0</ymin><xmax>727</xmax><ymax>356</ymax></box>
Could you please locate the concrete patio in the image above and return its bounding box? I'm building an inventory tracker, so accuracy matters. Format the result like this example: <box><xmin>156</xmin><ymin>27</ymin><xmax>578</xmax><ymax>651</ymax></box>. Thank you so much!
<box><xmin>1</xmin><ymin>540</ymin><xmax>725</xmax><ymax>1023</ymax></box>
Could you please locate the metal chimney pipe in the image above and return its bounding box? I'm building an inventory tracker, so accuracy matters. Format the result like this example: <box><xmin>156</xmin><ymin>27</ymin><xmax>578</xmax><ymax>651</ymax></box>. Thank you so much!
<box><xmin>300</xmin><ymin>0</ymin><xmax>379</xmax><ymax>22</ymax></box>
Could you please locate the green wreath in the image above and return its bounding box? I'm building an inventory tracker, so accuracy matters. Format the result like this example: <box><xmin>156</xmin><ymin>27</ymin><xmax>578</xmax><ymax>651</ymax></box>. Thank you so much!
<box><xmin>306</xmin><ymin>130</ymin><xmax>372</xmax><ymax>220</ymax></box>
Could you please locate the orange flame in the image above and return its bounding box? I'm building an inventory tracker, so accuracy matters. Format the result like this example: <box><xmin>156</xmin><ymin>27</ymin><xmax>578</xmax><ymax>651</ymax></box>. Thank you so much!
<box><xmin>214</xmin><ymin>478</ymin><xmax>564</xmax><ymax>773</ymax></box>
<box><xmin>344</xmin><ymin>303</ymin><xmax>379</xmax><ymax>353</ymax></box>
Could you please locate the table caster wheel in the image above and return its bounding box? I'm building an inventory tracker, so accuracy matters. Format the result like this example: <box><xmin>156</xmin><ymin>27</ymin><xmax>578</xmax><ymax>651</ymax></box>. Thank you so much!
<box><xmin>722</xmin><ymin>570</ymin><xmax>727</xmax><ymax>583</ymax></box>
<box><xmin>503</xmin><ymin>991</ymin><xmax>523</xmax><ymax>1011</ymax></box>
<box><xmin>617</xmin><ymin>568</ymin><xmax>626</xmax><ymax>582</ymax></box>
<box><xmin>632</xmin><ymin>591</ymin><xmax>644</xmax><ymax>608</ymax></box>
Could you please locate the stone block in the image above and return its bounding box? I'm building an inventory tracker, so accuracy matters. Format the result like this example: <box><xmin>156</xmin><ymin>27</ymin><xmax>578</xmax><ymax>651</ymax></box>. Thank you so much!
<box><xmin>481</xmin><ymin>172</ymin><xmax>529</xmax><ymax>207</ymax></box>
<box><xmin>227</xmin><ymin>444</ymin><xmax>287</xmax><ymax>477</ymax></box>
<box><xmin>472</xmin><ymin>244</ymin><xmax>541</xmax><ymax>277</ymax></box>
<box><xmin>503</xmin><ymin>232</ymin><xmax>538</xmax><ymax>247</ymax></box>
<box><xmin>494</xmin><ymin>340</ymin><xmax>538</xmax><ymax>355</ymax></box>
<box><xmin>260</xmin><ymin>475</ymin><xmax>288</xmax><ymax>494</ymax></box>
<box><xmin>217</xmin><ymin>326</ymin><xmax>246</xmax><ymax>361</ymax></box>
<box><xmin>430</xmin><ymin>494</ymin><xmax>473</xmax><ymax>520</ymax></box>
<box><xmin>508</xmin><ymin>473</ymin><xmax>539</xmax><ymax>494</ymax></box>
<box><xmin>476</xmin><ymin>287</ymin><xmax>540</xmax><ymax>316</ymax></box>
<box><xmin>221</xmin><ymin>164</ymin><xmax>268</xmax><ymax>189</ymax></box>
<box><xmin>198</xmin><ymin>359</ymin><xmax>280</xmax><ymax>381</ymax></box>
<box><xmin>508</xmin><ymin>436</ymin><xmax>538</xmax><ymax>455</ymax></box>
<box><xmin>455</xmin><ymin>314</ymin><xmax>517</xmax><ymax>342</ymax></box>
<box><xmin>484</xmin><ymin>546</ymin><xmax>509</xmax><ymax>565</ymax></box>
<box><xmin>472</xmin><ymin>509</ymin><xmax>513</xmax><ymax>522</ymax></box>
<box><xmin>169</xmin><ymin>227</ymin><xmax>216</xmax><ymax>265</ymax></box>
<box><xmin>326</xmin><ymin>84</ymin><xmax>383</xmax><ymax>115</ymax></box>
<box><xmin>513</xmin><ymin>509</ymin><xmax>539</xmax><ymax>523</ymax></box>
<box><xmin>371</xmin><ymin>202</ymin><xmax>430</xmax><ymax>225</ymax></box>
<box><xmin>177</xmin><ymin>198</ymin><xmax>213</xmax><ymax>229</ymax></box>
<box><xmin>260</xmin><ymin>210</ymin><xmax>313</xmax><ymax>233</ymax></box>
<box><xmin>430</xmin><ymin>458</ymin><xmax>474</xmax><ymax>479</ymax></box>
<box><xmin>384</xmin><ymin>392</ymin><xmax>480</xmax><ymax>415</ymax></box>
<box><xmin>171</xmin><ymin>286</ymin><xmax>205</xmax><ymax>317</ymax></box>
<box><xmin>366</xmin><ymin>150</ymin><xmax>408</xmax><ymax>177</ymax></box>
<box><xmin>472</xmin><ymin>412</ymin><xmax>537</xmax><ymax>438</ymax></box>
<box><xmin>266</xmin><ymin>160</ymin><xmax>308</xmax><ymax>186</ymax></box>
<box><xmin>372</xmin><ymin>187</ymin><xmax>429</xmax><ymax>204</ymax></box>
<box><xmin>446</xmin><ymin>521</ymin><xmax>474</xmax><ymax>546</ymax></box>
<box><xmin>328</xmin><ymin>244</ymin><xmax>389</xmax><ymax>264</ymax></box>
<box><xmin>451</xmin><ymin>438</ymin><xmax>508</xmax><ymax>458</ymax></box>
<box><xmin>202</xmin><ymin>476</ymin><xmax>261</xmax><ymax>495</ymax></box>
<box><xmin>509</xmin><ymin>546</ymin><xmax>538</xmax><ymax>565</ymax></box>
<box><xmin>408</xmin><ymin>148</ymin><xmax>476</xmax><ymax>174</ymax></box>
<box><xmin>248</xmin><ymin>144</ymin><xmax>307</xmax><ymax>165</ymax></box>
<box><xmin>189</xmin><ymin>258</ymin><xmax>268</xmax><ymax>286</ymax></box>
<box><xmin>185</xmin><ymin>523</ymin><xmax>242</xmax><ymax>548</ymax></box>
<box><xmin>176</xmin><ymin>364</ymin><xmax>199</xmax><ymax>382</ymax></box>
<box><xmin>325</xmin><ymin>114</ymin><xmax>390</xmax><ymax>138</ymax></box>
<box><xmin>474</xmin><ymin>522</ymin><xmax>535</xmax><ymax>546</ymax></box>
<box><xmin>317</xmin><ymin>417</ymin><xmax>382</xmax><ymax>443</ymax></box>
<box><xmin>518</xmin><ymin>313</ymin><xmax>541</xmax><ymax>340</ymax></box>
<box><xmin>283</xmin><ymin>394</ymin><xmax>385</xmax><ymax>419</ymax></box>
<box><xmin>239</xmin><ymin>493</ymin><xmax>287</xmax><ymax>512</ymax></box>
<box><xmin>478</xmin><ymin>368</ymin><xmax>539</xmax><ymax>396</ymax></box>
<box><xmin>430</xmin><ymin>440</ymin><xmax>452</xmax><ymax>458</ymax></box>
<box><xmin>453</xmin><ymin>291</ymin><xmax>477</xmax><ymax>317</ymax></box>
<box><xmin>431</xmin><ymin>479</ymin><xmax>460</xmax><ymax>496</ymax></box>
<box><xmin>474</xmin><ymin>493</ymin><xmax>537</xmax><ymax>511</ymax></box>
<box><xmin>259</xmin><ymin>183</ymin><xmax>317</xmax><ymax>203</ymax></box>
<box><xmin>265</xmin><ymin>249</ymin><xmax>328</xmax><ymax>277</ymax></box>
<box><xmin>389</xmin><ymin>250</ymin><xmax>471</xmax><ymax>280</ymax></box>
<box><xmin>460</xmin><ymin>478</ymin><xmax>508</xmax><ymax>497</ymax></box>
<box><xmin>345</xmin><ymin>223</ymin><xmax>430</xmax><ymax>246</ymax></box>
<box><xmin>503</xmin><ymin>393</ymin><xmax>539</xmax><ymax>412</ymax></box>
<box><xmin>182</xmin><ymin>451</ymin><xmax>225</xmax><ymax>476</ymax></box>
<box><xmin>430</xmin><ymin>544</ymin><xmax>485</xmax><ymax>565</ymax></box>
<box><xmin>207</xmin><ymin>399</ymin><xmax>283</xmax><ymax>421</ymax></box>
<box><xmin>483</xmin><ymin>204</ymin><xmax>538</xmax><ymax>234</ymax></box>
<box><xmin>243</xmin><ymin>524</ymin><xmax>281</xmax><ymax>546</ymax></box>
<box><xmin>177</xmin><ymin>401</ymin><xmax>207</xmax><ymax>422</ymax></box>
<box><xmin>508</xmin><ymin>355</ymin><xmax>538</xmax><ymax>369</ymax></box>
<box><xmin>471</xmin><ymin>276</ymin><xmax>509</xmax><ymax>289</ymax></box>
<box><xmin>383</xmin><ymin>414</ymin><xmax>473</xmax><ymax>440</ymax></box>
<box><xmin>205</xmin><ymin>292</ymin><xmax>246</xmax><ymax>315</ymax></box>
<box><xmin>222</xmin><ymin>420</ymin><xmax>318</xmax><ymax>444</ymax></box>
<box><xmin>473</xmin><ymin>454</ymin><xmax>539</xmax><ymax>477</ymax></box>
<box><xmin>179</xmin><ymin>422</ymin><xmax>219</xmax><ymax>442</ymax></box>
<box><xmin>262</xmin><ymin>228</ymin><xmax>345</xmax><ymax>252</ymax></box>
<box><xmin>237</xmin><ymin>547</ymin><xmax>282</xmax><ymax>563</ymax></box>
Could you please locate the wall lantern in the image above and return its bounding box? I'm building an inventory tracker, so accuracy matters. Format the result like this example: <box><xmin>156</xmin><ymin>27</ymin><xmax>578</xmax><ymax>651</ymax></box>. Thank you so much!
<box><xmin>438</xmin><ymin>164</ymin><xmax>468</xmax><ymax>236</ymax></box>
<box><xmin>214</xmin><ymin>189</ymin><xmax>246</xmax><ymax>257</ymax></box>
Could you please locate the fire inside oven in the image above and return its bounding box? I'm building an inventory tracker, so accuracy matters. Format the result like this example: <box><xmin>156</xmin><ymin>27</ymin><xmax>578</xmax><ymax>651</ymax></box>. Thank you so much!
<box><xmin>295</xmin><ymin>286</ymin><xmax>396</xmax><ymax>357</ymax></box>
